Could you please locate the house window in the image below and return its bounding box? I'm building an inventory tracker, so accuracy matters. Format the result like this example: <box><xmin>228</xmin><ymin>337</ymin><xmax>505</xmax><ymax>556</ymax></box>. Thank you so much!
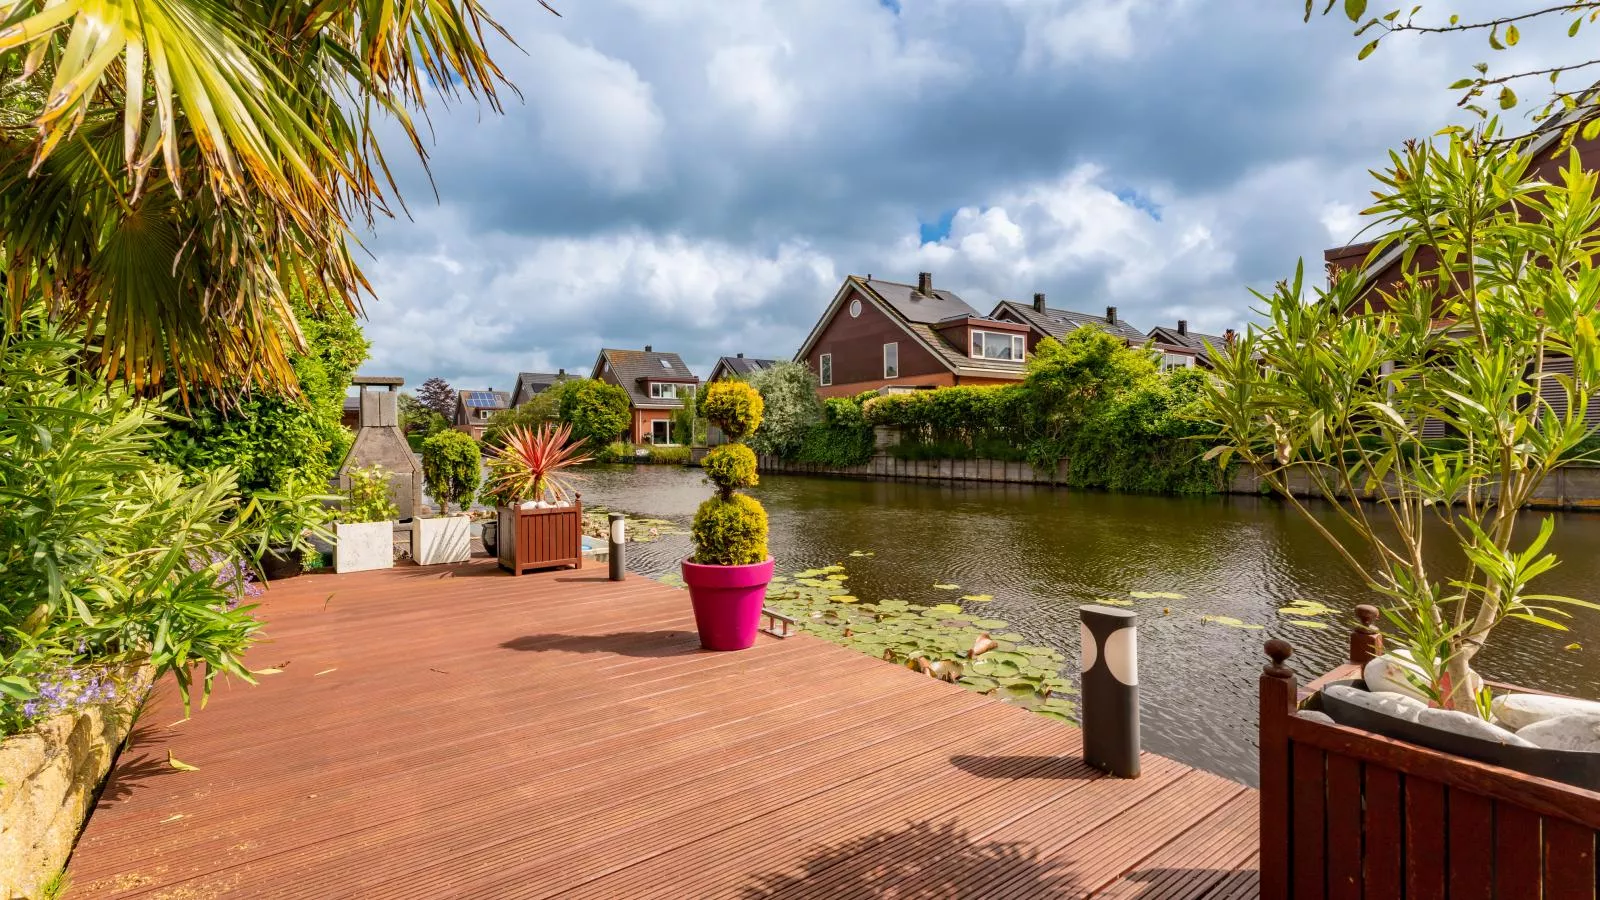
<box><xmin>1159</xmin><ymin>353</ymin><xmax>1194</xmax><ymax>371</ymax></box>
<box><xmin>479</xmin><ymin>409</ymin><xmax>493</xmax><ymax>420</ymax></box>
<box><xmin>883</xmin><ymin>342</ymin><xmax>899</xmax><ymax>379</ymax></box>
<box><xmin>650</xmin><ymin>382</ymin><xmax>692</xmax><ymax>399</ymax></box>
<box><xmin>849</xmin><ymin>298</ymin><xmax>862</xmax><ymax>318</ymax></box>
<box><xmin>971</xmin><ymin>330</ymin><xmax>1025</xmax><ymax>361</ymax></box>
<box><xmin>652</xmin><ymin>419</ymin><xmax>672</xmax><ymax>445</ymax></box>
<box><xmin>820</xmin><ymin>353</ymin><xmax>832</xmax><ymax>386</ymax></box>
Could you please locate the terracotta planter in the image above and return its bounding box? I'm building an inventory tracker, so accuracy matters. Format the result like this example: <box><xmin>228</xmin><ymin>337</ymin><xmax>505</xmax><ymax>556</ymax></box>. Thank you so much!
<box><xmin>259</xmin><ymin>546</ymin><xmax>303</xmax><ymax>580</ymax></box>
<box><xmin>681</xmin><ymin>557</ymin><xmax>774</xmax><ymax>651</ymax></box>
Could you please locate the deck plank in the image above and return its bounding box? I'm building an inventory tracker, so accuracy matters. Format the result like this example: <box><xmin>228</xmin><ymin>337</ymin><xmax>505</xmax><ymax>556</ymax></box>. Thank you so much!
<box><xmin>66</xmin><ymin>560</ymin><xmax>1258</xmax><ymax>898</ymax></box>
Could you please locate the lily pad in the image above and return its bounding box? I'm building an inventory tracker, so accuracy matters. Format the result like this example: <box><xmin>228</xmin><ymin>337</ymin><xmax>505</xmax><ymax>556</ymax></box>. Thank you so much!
<box><xmin>1095</xmin><ymin>598</ymin><xmax>1135</xmax><ymax>607</ymax></box>
<box><xmin>1278</xmin><ymin>600</ymin><xmax>1335</xmax><ymax>617</ymax></box>
<box><xmin>1202</xmin><ymin>615</ymin><xmax>1265</xmax><ymax>630</ymax></box>
<box><xmin>1285</xmin><ymin>619</ymin><xmax>1328</xmax><ymax>630</ymax></box>
<box><xmin>961</xmin><ymin>594</ymin><xmax>994</xmax><ymax>603</ymax></box>
<box><xmin>933</xmin><ymin>583</ymin><xmax>960</xmax><ymax>590</ymax></box>
<box><xmin>1130</xmin><ymin>591</ymin><xmax>1187</xmax><ymax>600</ymax></box>
<box><xmin>833</xmin><ymin>595</ymin><xmax>859</xmax><ymax>603</ymax></box>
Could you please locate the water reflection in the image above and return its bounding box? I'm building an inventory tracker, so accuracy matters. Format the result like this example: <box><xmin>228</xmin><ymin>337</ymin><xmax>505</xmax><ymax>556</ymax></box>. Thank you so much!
<box><xmin>577</xmin><ymin>464</ymin><xmax>1600</xmax><ymax>786</ymax></box>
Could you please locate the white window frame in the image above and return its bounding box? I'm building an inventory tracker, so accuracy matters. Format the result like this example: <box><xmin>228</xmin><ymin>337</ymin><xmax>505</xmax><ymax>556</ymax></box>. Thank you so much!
<box><xmin>651</xmin><ymin>419</ymin><xmax>673</xmax><ymax>445</ymax></box>
<box><xmin>819</xmin><ymin>353</ymin><xmax>833</xmax><ymax>386</ymax></box>
<box><xmin>649</xmin><ymin>382</ymin><xmax>691</xmax><ymax>399</ymax></box>
<box><xmin>971</xmin><ymin>330</ymin><xmax>1025</xmax><ymax>361</ymax></box>
<box><xmin>883</xmin><ymin>342</ymin><xmax>899</xmax><ymax>379</ymax></box>
<box><xmin>1158</xmin><ymin>352</ymin><xmax>1195</xmax><ymax>372</ymax></box>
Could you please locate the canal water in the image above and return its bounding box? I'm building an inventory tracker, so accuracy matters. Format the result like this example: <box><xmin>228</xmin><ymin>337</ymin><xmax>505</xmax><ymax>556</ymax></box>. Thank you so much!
<box><xmin>576</xmin><ymin>464</ymin><xmax>1600</xmax><ymax>786</ymax></box>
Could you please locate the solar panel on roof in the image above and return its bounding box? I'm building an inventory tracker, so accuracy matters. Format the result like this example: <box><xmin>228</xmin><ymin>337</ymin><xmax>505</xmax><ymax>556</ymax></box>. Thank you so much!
<box><xmin>465</xmin><ymin>391</ymin><xmax>500</xmax><ymax>408</ymax></box>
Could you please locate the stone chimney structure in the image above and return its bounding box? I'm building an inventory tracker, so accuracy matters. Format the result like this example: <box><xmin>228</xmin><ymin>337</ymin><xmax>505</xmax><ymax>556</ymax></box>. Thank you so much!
<box><xmin>1105</xmin><ymin>306</ymin><xmax>1118</xmax><ymax>325</ymax></box>
<box><xmin>1177</xmin><ymin>319</ymin><xmax>1188</xmax><ymax>336</ymax></box>
<box><xmin>339</xmin><ymin>375</ymin><xmax>423</xmax><ymax>520</ymax></box>
<box><xmin>917</xmin><ymin>272</ymin><xmax>933</xmax><ymax>296</ymax></box>
<box><xmin>1033</xmin><ymin>292</ymin><xmax>1047</xmax><ymax>313</ymax></box>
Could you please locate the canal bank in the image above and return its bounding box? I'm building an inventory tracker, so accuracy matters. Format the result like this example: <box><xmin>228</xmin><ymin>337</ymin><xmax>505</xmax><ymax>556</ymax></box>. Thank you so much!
<box><xmin>578</xmin><ymin>463</ymin><xmax>1600</xmax><ymax>786</ymax></box>
<box><xmin>750</xmin><ymin>447</ymin><xmax>1600</xmax><ymax>511</ymax></box>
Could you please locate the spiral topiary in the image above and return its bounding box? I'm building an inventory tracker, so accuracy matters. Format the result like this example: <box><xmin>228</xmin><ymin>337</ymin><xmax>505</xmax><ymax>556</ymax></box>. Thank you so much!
<box><xmin>692</xmin><ymin>381</ymin><xmax>769</xmax><ymax>565</ymax></box>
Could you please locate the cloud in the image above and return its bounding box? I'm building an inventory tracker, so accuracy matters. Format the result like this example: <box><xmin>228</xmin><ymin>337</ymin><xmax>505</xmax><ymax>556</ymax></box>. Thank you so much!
<box><xmin>355</xmin><ymin>0</ymin><xmax>1572</xmax><ymax>389</ymax></box>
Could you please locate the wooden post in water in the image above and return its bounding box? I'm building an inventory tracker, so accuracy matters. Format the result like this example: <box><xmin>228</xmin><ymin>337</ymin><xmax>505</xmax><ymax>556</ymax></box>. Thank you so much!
<box><xmin>1259</xmin><ymin>639</ymin><xmax>1297</xmax><ymax>900</ymax></box>
<box><xmin>1349</xmin><ymin>603</ymin><xmax>1382</xmax><ymax>666</ymax></box>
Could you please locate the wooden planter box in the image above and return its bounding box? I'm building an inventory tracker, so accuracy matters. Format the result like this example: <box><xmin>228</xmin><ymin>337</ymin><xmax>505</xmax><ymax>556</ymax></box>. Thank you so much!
<box><xmin>497</xmin><ymin>497</ymin><xmax>583</xmax><ymax>575</ymax></box>
<box><xmin>1259</xmin><ymin>613</ymin><xmax>1600</xmax><ymax>898</ymax></box>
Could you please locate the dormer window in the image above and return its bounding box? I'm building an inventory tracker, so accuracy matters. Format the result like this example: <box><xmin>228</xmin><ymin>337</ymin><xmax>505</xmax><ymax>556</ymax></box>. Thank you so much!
<box><xmin>649</xmin><ymin>382</ymin><xmax>693</xmax><ymax>399</ymax></box>
<box><xmin>971</xmin><ymin>330</ymin><xmax>1025</xmax><ymax>361</ymax></box>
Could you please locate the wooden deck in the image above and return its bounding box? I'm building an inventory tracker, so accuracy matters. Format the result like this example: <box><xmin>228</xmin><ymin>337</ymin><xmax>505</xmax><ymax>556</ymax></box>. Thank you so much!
<box><xmin>66</xmin><ymin>561</ymin><xmax>1259</xmax><ymax>899</ymax></box>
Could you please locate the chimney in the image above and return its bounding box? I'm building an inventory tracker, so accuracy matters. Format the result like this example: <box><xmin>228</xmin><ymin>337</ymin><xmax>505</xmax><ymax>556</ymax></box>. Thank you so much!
<box><xmin>917</xmin><ymin>272</ymin><xmax>933</xmax><ymax>296</ymax></box>
<box><xmin>644</xmin><ymin>345</ymin><xmax>653</xmax><ymax>353</ymax></box>
<box><xmin>1105</xmin><ymin>306</ymin><xmax>1118</xmax><ymax>325</ymax></box>
<box><xmin>1033</xmin><ymin>292</ymin><xmax>1047</xmax><ymax>313</ymax></box>
<box><xmin>1177</xmin><ymin>319</ymin><xmax>1188</xmax><ymax>336</ymax></box>
<box><xmin>737</xmin><ymin>352</ymin><xmax>744</xmax><ymax>358</ymax></box>
<box><xmin>1224</xmin><ymin>328</ymin><xmax>1237</xmax><ymax>346</ymax></box>
<box><xmin>558</xmin><ymin>368</ymin><xmax>565</xmax><ymax>376</ymax></box>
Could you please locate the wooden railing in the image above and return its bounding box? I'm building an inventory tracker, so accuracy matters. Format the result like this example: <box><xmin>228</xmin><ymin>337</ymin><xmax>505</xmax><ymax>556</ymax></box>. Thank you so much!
<box><xmin>1260</xmin><ymin>608</ymin><xmax>1600</xmax><ymax>898</ymax></box>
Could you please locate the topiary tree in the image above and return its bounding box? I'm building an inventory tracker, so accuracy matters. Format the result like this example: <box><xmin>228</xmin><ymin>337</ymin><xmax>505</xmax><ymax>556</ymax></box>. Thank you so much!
<box><xmin>692</xmin><ymin>382</ymin><xmax>769</xmax><ymax>565</ymax></box>
<box><xmin>420</xmin><ymin>430</ymin><xmax>482</xmax><ymax>515</ymax></box>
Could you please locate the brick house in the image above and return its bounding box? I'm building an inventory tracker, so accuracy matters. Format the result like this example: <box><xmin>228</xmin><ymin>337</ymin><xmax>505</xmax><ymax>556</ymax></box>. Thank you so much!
<box><xmin>509</xmin><ymin>369</ymin><xmax>572</xmax><ymax>409</ymax></box>
<box><xmin>591</xmin><ymin>347</ymin><xmax>700</xmax><ymax>445</ymax></box>
<box><xmin>989</xmin><ymin>293</ymin><xmax>1148</xmax><ymax>353</ymax></box>
<box><xmin>793</xmin><ymin>273</ymin><xmax>1030</xmax><ymax>398</ymax></box>
<box><xmin>707</xmin><ymin>354</ymin><xmax>776</xmax><ymax>384</ymax></box>
<box><xmin>1145</xmin><ymin>320</ymin><xmax>1233</xmax><ymax>370</ymax></box>
<box><xmin>453</xmin><ymin>388</ymin><xmax>510</xmax><ymax>439</ymax></box>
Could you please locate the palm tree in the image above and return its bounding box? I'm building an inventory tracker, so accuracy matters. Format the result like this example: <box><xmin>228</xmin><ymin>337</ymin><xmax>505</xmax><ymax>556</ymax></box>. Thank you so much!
<box><xmin>0</xmin><ymin>0</ymin><xmax>556</xmax><ymax>391</ymax></box>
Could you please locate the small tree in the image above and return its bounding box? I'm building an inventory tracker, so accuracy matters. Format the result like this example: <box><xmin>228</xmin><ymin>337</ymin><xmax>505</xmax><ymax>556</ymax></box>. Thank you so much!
<box><xmin>1020</xmin><ymin>328</ymin><xmax>1157</xmax><ymax>469</ymax></box>
<box><xmin>417</xmin><ymin>377</ymin><xmax>457</xmax><ymax>421</ymax></box>
<box><xmin>558</xmin><ymin>379</ymin><xmax>631</xmax><ymax>448</ymax></box>
<box><xmin>1202</xmin><ymin>126</ymin><xmax>1600</xmax><ymax>714</ymax></box>
<box><xmin>748</xmin><ymin>362</ymin><xmax>824</xmax><ymax>458</ymax></box>
<box><xmin>420</xmin><ymin>431</ymin><xmax>482</xmax><ymax>515</ymax></box>
<box><xmin>692</xmin><ymin>383</ymin><xmax>769</xmax><ymax>566</ymax></box>
<box><xmin>484</xmin><ymin>392</ymin><xmax>563</xmax><ymax>449</ymax></box>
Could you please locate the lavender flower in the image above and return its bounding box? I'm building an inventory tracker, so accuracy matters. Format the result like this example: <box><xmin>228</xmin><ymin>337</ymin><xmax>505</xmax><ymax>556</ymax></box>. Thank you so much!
<box><xmin>20</xmin><ymin>665</ymin><xmax>129</xmax><ymax>723</ymax></box>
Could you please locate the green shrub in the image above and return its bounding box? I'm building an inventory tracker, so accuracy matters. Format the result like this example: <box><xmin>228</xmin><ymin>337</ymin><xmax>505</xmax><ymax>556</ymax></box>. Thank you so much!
<box><xmin>703</xmin><ymin>444</ymin><xmax>758</xmax><ymax>489</ymax></box>
<box><xmin>690</xmin><ymin>494</ymin><xmax>769</xmax><ymax>566</ymax></box>
<box><xmin>557</xmin><ymin>379</ymin><xmax>630</xmax><ymax>448</ymax></box>
<box><xmin>592</xmin><ymin>441</ymin><xmax>634</xmax><ymax>464</ymax></box>
<box><xmin>484</xmin><ymin>391</ymin><xmax>562</xmax><ymax>449</ymax></box>
<box><xmin>343</xmin><ymin>464</ymin><xmax>398</xmax><ymax>523</ymax></box>
<box><xmin>748</xmin><ymin>362</ymin><xmax>823</xmax><ymax>457</ymax></box>
<box><xmin>0</xmin><ymin>311</ymin><xmax>262</xmax><ymax>730</ymax></box>
<box><xmin>796</xmin><ymin>394</ymin><xmax>876</xmax><ymax>467</ymax></box>
<box><xmin>701</xmin><ymin>381</ymin><xmax>764</xmax><ymax>441</ymax></box>
<box><xmin>645</xmin><ymin>445</ymin><xmax>692</xmax><ymax>465</ymax></box>
<box><xmin>421</xmin><ymin>430</ymin><xmax>482</xmax><ymax>513</ymax></box>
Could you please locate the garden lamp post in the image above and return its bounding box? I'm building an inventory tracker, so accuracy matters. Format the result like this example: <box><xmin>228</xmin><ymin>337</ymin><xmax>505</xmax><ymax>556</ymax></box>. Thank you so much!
<box><xmin>1080</xmin><ymin>605</ymin><xmax>1140</xmax><ymax>778</ymax></box>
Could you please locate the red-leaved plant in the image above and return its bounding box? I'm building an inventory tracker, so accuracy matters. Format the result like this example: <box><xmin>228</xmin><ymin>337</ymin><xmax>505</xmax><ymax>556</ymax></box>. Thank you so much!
<box><xmin>486</xmin><ymin>422</ymin><xmax>593</xmax><ymax>505</ymax></box>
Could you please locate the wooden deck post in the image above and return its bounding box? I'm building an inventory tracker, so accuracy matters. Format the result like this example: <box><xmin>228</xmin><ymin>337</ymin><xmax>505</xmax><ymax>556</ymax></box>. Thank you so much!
<box><xmin>1259</xmin><ymin>639</ymin><xmax>1297</xmax><ymax>900</ymax></box>
<box><xmin>1349</xmin><ymin>603</ymin><xmax>1382</xmax><ymax>666</ymax></box>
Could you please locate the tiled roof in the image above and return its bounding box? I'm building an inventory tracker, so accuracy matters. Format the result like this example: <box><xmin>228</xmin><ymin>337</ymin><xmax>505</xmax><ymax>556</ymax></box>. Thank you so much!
<box><xmin>1147</xmin><ymin>326</ymin><xmax>1229</xmax><ymax>359</ymax></box>
<box><xmin>595</xmin><ymin>349</ymin><xmax>698</xmax><ymax>407</ymax></box>
<box><xmin>513</xmin><ymin>371</ymin><xmax>572</xmax><ymax>405</ymax></box>
<box><xmin>907</xmin><ymin>324</ymin><xmax>1027</xmax><ymax>376</ymax></box>
<box><xmin>714</xmin><ymin>356</ymin><xmax>777</xmax><ymax>379</ymax></box>
<box><xmin>857</xmin><ymin>279</ymin><xmax>1025</xmax><ymax>378</ymax></box>
<box><xmin>991</xmin><ymin>300</ymin><xmax>1147</xmax><ymax>345</ymax></box>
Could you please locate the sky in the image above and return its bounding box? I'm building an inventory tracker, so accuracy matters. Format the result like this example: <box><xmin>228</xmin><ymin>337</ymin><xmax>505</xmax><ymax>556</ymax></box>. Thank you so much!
<box><xmin>357</xmin><ymin>0</ymin><xmax>1562</xmax><ymax>391</ymax></box>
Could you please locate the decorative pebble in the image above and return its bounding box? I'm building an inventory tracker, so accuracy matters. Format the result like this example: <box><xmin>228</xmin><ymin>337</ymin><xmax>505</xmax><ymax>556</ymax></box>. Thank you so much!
<box><xmin>1415</xmin><ymin>708</ymin><xmax>1536</xmax><ymax>747</ymax></box>
<box><xmin>1491</xmin><ymin>694</ymin><xmax>1600</xmax><ymax>731</ymax></box>
<box><xmin>1297</xmin><ymin>710</ymin><xmax>1335</xmax><ymax>725</ymax></box>
<box><xmin>1323</xmin><ymin>684</ymin><xmax>1426</xmax><ymax>722</ymax></box>
<box><xmin>1363</xmin><ymin>652</ymin><xmax>1432</xmax><ymax>702</ymax></box>
<box><xmin>1516</xmin><ymin>715</ymin><xmax>1600</xmax><ymax>753</ymax></box>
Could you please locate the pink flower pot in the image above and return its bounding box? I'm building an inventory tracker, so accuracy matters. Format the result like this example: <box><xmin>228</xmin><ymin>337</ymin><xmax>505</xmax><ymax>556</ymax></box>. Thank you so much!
<box><xmin>681</xmin><ymin>557</ymin><xmax>775</xmax><ymax>651</ymax></box>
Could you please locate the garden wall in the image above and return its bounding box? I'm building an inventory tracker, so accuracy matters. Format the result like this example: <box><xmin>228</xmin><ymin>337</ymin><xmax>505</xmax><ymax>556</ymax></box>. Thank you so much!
<box><xmin>0</xmin><ymin>668</ymin><xmax>148</xmax><ymax>899</ymax></box>
<box><xmin>1229</xmin><ymin>462</ymin><xmax>1600</xmax><ymax>511</ymax></box>
<box><xmin>756</xmin><ymin>453</ymin><xmax>1069</xmax><ymax>484</ymax></box>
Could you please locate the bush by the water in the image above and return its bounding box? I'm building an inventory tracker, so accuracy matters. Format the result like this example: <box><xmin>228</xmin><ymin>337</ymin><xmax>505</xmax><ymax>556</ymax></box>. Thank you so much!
<box><xmin>854</xmin><ymin>328</ymin><xmax>1227</xmax><ymax>493</ymax></box>
<box><xmin>794</xmin><ymin>394</ymin><xmax>877</xmax><ymax>467</ymax></box>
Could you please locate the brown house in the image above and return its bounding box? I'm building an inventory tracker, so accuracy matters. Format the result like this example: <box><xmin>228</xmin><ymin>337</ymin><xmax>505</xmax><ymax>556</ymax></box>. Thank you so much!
<box><xmin>509</xmin><ymin>369</ymin><xmax>572</xmax><ymax>409</ymax></box>
<box><xmin>794</xmin><ymin>273</ymin><xmax>1029</xmax><ymax>398</ymax></box>
<box><xmin>707</xmin><ymin>354</ymin><xmax>777</xmax><ymax>384</ymax></box>
<box><xmin>591</xmin><ymin>347</ymin><xmax>700</xmax><ymax>445</ymax></box>
<box><xmin>1145</xmin><ymin>320</ymin><xmax>1233</xmax><ymax>370</ymax></box>
<box><xmin>453</xmin><ymin>389</ymin><xmax>510</xmax><ymax>439</ymax></box>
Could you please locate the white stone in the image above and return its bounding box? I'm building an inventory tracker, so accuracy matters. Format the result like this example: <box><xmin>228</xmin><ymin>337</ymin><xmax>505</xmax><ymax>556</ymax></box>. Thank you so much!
<box><xmin>1414</xmin><ymin>708</ymin><xmax>1536</xmax><ymax>746</ymax></box>
<box><xmin>1491</xmin><ymin>693</ymin><xmax>1600</xmax><ymax>731</ymax></box>
<box><xmin>414</xmin><ymin>515</ymin><xmax>471</xmax><ymax>565</ymax></box>
<box><xmin>1297</xmin><ymin>710</ymin><xmax>1336</xmax><ymax>725</ymax></box>
<box><xmin>335</xmin><ymin>520</ymin><xmax>394</xmax><ymax>573</ymax></box>
<box><xmin>1363</xmin><ymin>651</ymin><xmax>1432</xmax><ymax>702</ymax></box>
<box><xmin>1323</xmin><ymin>684</ymin><xmax>1427</xmax><ymax>722</ymax></box>
<box><xmin>1517</xmin><ymin>715</ymin><xmax>1600</xmax><ymax>752</ymax></box>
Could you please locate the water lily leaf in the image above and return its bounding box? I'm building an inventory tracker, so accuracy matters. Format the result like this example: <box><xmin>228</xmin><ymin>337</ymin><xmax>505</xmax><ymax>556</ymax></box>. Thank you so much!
<box><xmin>993</xmin><ymin>632</ymin><xmax>1026</xmax><ymax>643</ymax></box>
<box><xmin>833</xmin><ymin>595</ymin><xmax>859</xmax><ymax>603</ymax></box>
<box><xmin>1095</xmin><ymin>598</ymin><xmax>1134</xmax><ymax>607</ymax></box>
<box><xmin>973</xmin><ymin>619</ymin><xmax>1009</xmax><ymax>629</ymax></box>
<box><xmin>1036</xmin><ymin>709</ymin><xmax>1075</xmax><ymax>723</ymax></box>
<box><xmin>1202</xmin><ymin>615</ymin><xmax>1264</xmax><ymax>630</ymax></box>
<box><xmin>927</xmin><ymin>603</ymin><xmax>965</xmax><ymax>615</ymax></box>
<box><xmin>848</xmin><ymin>550</ymin><xmax>875</xmax><ymax>557</ymax></box>
<box><xmin>1278</xmin><ymin>600</ymin><xmax>1335</xmax><ymax>617</ymax></box>
<box><xmin>958</xmin><ymin>675</ymin><xmax>1000</xmax><ymax>692</ymax></box>
<box><xmin>1285</xmin><ymin>620</ymin><xmax>1328</xmax><ymax>630</ymax></box>
<box><xmin>933</xmin><ymin>583</ymin><xmax>960</xmax><ymax>590</ymax></box>
<box><xmin>1130</xmin><ymin>591</ymin><xmax>1186</xmax><ymax>600</ymax></box>
<box><xmin>961</xmin><ymin>594</ymin><xmax>994</xmax><ymax>603</ymax></box>
<box><xmin>825</xmin><ymin>573</ymin><xmax>849</xmax><ymax>581</ymax></box>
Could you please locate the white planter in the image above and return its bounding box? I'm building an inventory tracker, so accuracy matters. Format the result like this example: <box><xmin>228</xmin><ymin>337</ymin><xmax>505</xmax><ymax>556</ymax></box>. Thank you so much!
<box><xmin>335</xmin><ymin>520</ymin><xmax>394</xmax><ymax>573</ymax></box>
<box><xmin>414</xmin><ymin>515</ymin><xmax>471</xmax><ymax>565</ymax></box>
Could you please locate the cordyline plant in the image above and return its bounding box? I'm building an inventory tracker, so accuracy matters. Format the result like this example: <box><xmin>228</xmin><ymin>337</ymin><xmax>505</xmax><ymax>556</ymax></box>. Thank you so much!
<box><xmin>1202</xmin><ymin>122</ymin><xmax>1600</xmax><ymax>715</ymax></box>
<box><xmin>486</xmin><ymin>422</ymin><xmax>592</xmax><ymax>505</ymax></box>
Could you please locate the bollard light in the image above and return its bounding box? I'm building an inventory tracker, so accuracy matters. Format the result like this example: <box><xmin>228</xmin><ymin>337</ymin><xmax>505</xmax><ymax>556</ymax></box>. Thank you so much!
<box><xmin>608</xmin><ymin>513</ymin><xmax>626</xmax><ymax>582</ymax></box>
<box><xmin>1079</xmin><ymin>605</ymin><xmax>1140</xmax><ymax>778</ymax></box>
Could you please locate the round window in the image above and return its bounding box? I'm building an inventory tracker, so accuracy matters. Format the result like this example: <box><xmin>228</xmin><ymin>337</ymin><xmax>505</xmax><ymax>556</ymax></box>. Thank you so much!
<box><xmin>849</xmin><ymin>298</ymin><xmax>862</xmax><ymax>318</ymax></box>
